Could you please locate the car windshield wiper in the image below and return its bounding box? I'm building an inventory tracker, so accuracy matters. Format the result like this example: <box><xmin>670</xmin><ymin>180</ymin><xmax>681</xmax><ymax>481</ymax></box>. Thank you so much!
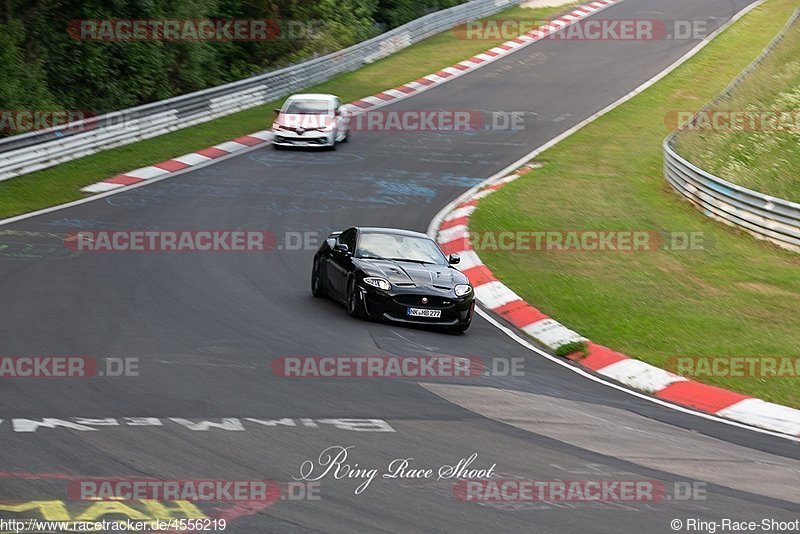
<box><xmin>386</xmin><ymin>258</ymin><xmax>437</xmax><ymax>265</ymax></box>
<box><xmin>357</xmin><ymin>255</ymin><xmax>387</xmax><ymax>260</ymax></box>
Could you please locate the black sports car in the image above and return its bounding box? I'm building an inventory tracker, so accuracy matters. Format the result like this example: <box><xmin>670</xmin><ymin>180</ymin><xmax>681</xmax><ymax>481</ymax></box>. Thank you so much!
<box><xmin>311</xmin><ymin>227</ymin><xmax>475</xmax><ymax>332</ymax></box>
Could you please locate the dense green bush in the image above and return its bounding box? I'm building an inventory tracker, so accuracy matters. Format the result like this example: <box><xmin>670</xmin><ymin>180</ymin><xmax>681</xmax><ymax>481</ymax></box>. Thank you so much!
<box><xmin>0</xmin><ymin>0</ymin><xmax>464</xmax><ymax>120</ymax></box>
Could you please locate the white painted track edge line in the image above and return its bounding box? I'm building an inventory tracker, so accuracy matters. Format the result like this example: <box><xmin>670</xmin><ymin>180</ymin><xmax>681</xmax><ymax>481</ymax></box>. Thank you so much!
<box><xmin>0</xmin><ymin>0</ymin><xmax>786</xmax><ymax>440</ymax></box>
<box><xmin>427</xmin><ymin>0</ymin><xmax>766</xmax><ymax>237</ymax></box>
<box><xmin>473</xmin><ymin>307</ymin><xmax>800</xmax><ymax>443</ymax></box>
<box><xmin>0</xmin><ymin>0</ymin><xmax>626</xmax><ymax>228</ymax></box>
<box><xmin>343</xmin><ymin>0</ymin><xmax>625</xmax><ymax>118</ymax></box>
<box><xmin>426</xmin><ymin>0</ymin><xmax>796</xmax><ymax>441</ymax></box>
<box><xmin>0</xmin><ymin>142</ymin><xmax>269</xmax><ymax>227</ymax></box>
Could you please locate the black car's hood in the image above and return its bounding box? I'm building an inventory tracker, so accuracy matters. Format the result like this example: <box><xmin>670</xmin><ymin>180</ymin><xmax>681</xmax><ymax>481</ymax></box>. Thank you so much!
<box><xmin>356</xmin><ymin>259</ymin><xmax>468</xmax><ymax>289</ymax></box>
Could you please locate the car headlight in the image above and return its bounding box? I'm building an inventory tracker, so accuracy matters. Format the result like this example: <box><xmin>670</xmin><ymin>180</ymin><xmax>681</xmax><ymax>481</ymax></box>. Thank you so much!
<box><xmin>321</xmin><ymin>123</ymin><xmax>334</xmax><ymax>132</ymax></box>
<box><xmin>363</xmin><ymin>277</ymin><xmax>391</xmax><ymax>291</ymax></box>
<box><xmin>454</xmin><ymin>284</ymin><xmax>472</xmax><ymax>297</ymax></box>
<box><xmin>272</xmin><ymin>123</ymin><xmax>284</xmax><ymax>131</ymax></box>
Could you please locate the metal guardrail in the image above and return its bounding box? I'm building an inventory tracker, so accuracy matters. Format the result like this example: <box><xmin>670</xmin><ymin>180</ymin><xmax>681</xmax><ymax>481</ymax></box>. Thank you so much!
<box><xmin>0</xmin><ymin>0</ymin><xmax>520</xmax><ymax>181</ymax></box>
<box><xmin>664</xmin><ymin>8</ymin><xmax>800</xmax><ymax>253</ymax></box>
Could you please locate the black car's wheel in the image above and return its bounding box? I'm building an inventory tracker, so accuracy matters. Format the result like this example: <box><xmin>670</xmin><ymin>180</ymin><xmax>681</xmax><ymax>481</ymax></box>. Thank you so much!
<box><xmin>450</xmin><ymin>322</ymin><xmax>470</xmax><ymax>333</ymax></box>
<box><xmin>311</xmin><ymin>258</ymin><xmax>325</xmax><ymax>298</ymax></box>
<box><xmin>346</xmin><ymin>278</ymin><xmax>364</xmax><ymax>318</ymax></box>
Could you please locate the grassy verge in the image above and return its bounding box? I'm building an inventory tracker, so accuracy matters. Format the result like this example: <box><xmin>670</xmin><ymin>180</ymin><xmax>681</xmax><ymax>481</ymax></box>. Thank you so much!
<box><xmin>675</xmin><ymin>15</ymin><xmax>800</xmax><ymax>203</ymax></box>
<box><xmin>0</xmin><ymin>3</ymin><xmax>577</xmax><ymax>219</ymax></box>
<box><xmin>471</xmin><ymin>0</ymin><xmax>800</xmax><ymax>408</ymax></box>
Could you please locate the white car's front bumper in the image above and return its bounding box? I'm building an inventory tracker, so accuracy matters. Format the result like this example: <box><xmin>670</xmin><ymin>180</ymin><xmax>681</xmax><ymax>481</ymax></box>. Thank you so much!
<box><xmin>272</xmin><ymin>129</ymin><xmax>335</xmax><ymax>147</ymax></box>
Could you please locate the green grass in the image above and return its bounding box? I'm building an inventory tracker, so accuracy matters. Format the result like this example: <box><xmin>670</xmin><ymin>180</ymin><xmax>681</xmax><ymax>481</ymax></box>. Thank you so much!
<box><xmin>471</xmin><ymin>0</ymin><xmax>800</xmax><ymax>408</ymax></box>
<box><xmin>675</xmin><ymin>17</ymin><xmax>800</xmax><ymax>203</ymax></box>
<box><xmin>0</xmin><ymin>4</ymin><xmax>577</xmax><ymax>219</ymax></box>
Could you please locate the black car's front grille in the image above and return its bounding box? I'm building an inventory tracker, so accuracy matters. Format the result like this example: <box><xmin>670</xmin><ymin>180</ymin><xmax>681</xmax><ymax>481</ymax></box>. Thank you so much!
<box><xmin>392</xmin><ymin>294</ymin><xmax>453</xmax><ymax>308</ymax></box>
<box><xmin>363</xmin><ymin>290</ymin><xmax>471</xmax><ymax>326</ymax></box>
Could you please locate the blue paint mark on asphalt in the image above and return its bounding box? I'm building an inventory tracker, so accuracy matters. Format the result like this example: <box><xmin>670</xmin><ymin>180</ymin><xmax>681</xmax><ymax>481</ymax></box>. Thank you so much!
<box><xmin>438</xmin><ymin>175</ymin><xmax>485</xmax><ymax>187</ymax></box>
<box><xmin>375</xmin><ymin>180</ymin><xmax>436</xmax><ymax>203</ymax></box>
<box><xmin>93</xmin><ymin>166</ymin><xmax>487</xmax><ymax>214</ymax></box>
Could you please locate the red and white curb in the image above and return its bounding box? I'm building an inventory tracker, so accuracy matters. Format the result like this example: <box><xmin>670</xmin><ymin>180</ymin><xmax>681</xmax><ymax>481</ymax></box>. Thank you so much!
<box><xmin>17</xmin><ymin>0</ymin><xmax>796</xmax><ymax>440</ymax></box>
<box><xmin>339</xmin><ymin>0</ymin><xmax>620</xmax><ymax>114</ymax></box>
<box><xmin>433</xmin><ymin>170</ymin><xmax>800</xmax><ymax>438</ymax></box>
<box><xmin>80</xmin><ymin>0</ymin><xmax>622</xmax><ymax>195</ymax></box>
<box><xmin>81</xmin><ymin>132</ymin><xmax>274</xmax><ymax>193</ymax></box>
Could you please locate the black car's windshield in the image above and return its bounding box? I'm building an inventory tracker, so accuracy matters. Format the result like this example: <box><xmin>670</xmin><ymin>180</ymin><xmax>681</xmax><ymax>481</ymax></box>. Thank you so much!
<box><xmin>356</xmin><ymin>233</ymin><xmax>448</xmax><ymax>265</ymax></box>
<box><xmin>283</xmin><ymin>99</ymin><xmax>331</xmax><ymax>114</ymax></box>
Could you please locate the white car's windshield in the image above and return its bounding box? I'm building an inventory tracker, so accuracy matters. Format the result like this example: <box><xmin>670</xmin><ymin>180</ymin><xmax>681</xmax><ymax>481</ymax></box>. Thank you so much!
<box><xmin>283</xmin><ymin>99</ymin><xmax>331</xmax><ymax>114</ymax></box>
<box><xmin>356</xmin><ymin>233</ymin><xmax>448</xmax><ymax>265</ymax></box>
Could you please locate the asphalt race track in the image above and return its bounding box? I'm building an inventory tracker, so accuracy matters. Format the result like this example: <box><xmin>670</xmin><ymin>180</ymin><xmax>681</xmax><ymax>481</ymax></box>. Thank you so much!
<box><xmin>1</xmin><ymin>0</ymin><xmax>798</xmax><ymax>532</ymax></box>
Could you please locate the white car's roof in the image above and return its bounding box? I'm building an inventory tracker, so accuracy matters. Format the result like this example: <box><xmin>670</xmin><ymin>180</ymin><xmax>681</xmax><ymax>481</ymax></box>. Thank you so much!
<box><xmin>285</xmin><ymin>93</ymin><xmax>337</xmax><ymax>102</ymax></box>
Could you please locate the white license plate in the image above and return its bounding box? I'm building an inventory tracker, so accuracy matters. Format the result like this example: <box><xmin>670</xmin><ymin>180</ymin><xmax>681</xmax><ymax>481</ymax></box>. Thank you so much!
<box><xmin>407</xmin><ymin>308</ymin><xmax>442</xmax><ymax>318</ymax></box>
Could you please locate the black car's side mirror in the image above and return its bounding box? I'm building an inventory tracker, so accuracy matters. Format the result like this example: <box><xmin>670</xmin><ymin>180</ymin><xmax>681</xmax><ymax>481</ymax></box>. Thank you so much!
<box><xmin>334</xmin><ymin>243</ymin><xmax>350</xmax><ymax>255</ymax></box>
<box><xmin>448</xmin><ymin>253</ymin><xmax>460</xmax><ymax>265</ymax></box>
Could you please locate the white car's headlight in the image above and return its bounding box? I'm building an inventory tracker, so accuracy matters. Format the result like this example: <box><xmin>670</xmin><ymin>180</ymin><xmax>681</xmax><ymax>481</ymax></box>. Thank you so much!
<box><xmin>363</xmin><ymin>277</ymin><xmax>391</xmax><ymax>291</ymax></box>
<box><xmin>272</xmin><ymin>123</ymin><xmax>283</xmax><ymax>130</ymax></box>
<box><xmin>454</xmin><ymin>284</ymin><xmax>472</xmax><ymax>297</ymax></box>
<box><xmin>321</xmin><ymin>123</ymin><xmax>334</xmax><ymax>132</ymax></box>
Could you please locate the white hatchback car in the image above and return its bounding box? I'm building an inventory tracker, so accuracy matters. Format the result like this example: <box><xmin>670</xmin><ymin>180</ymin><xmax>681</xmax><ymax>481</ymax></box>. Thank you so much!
<box><xmin>272</xmin><ymin>93</ymin><xmax>350</xmax><ymax>150</ymax></box>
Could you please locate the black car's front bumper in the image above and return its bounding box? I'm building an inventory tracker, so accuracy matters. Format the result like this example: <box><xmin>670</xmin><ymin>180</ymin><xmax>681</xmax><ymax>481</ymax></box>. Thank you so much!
<box><xmin>359</xmin><ymin>285</ymin><xmax>474</xmax><ymax>327</ymax></box>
